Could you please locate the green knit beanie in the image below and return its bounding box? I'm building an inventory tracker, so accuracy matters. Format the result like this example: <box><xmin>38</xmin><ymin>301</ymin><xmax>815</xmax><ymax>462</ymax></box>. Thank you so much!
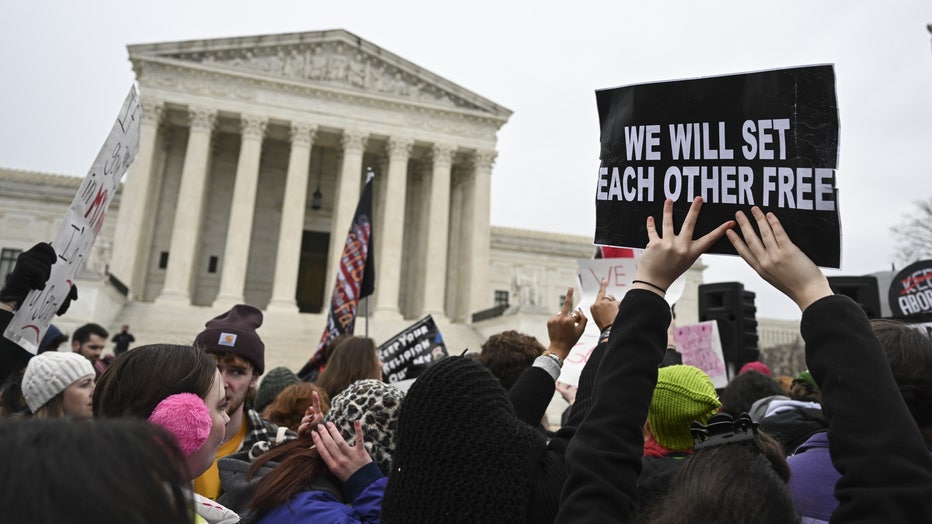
<box><xmin>648</xmin><ymin>365</ymin><xmax>722</xmax><ymax>451</ymax></box>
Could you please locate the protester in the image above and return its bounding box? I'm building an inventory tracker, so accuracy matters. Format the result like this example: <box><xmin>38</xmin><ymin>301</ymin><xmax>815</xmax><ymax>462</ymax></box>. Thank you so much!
<box><xmin>477</xmin><ymin>330</ymin><xmax>546</xmax><ymax>390</ymax></box>
<box><xmin>0</xmin><ymin>418</ymin><xmax>193</xmax><ymax>523</ymax></box>
<box><xmin>262</xmin><ymin>381</ymin><xmax>329</xmax><ymax>433</ymax></box>
<box><xmin>725</xmin><ymin>204</ymin><xmax>932</xmax><ymax>521</ymax></box>
<box><xmin>0</xmin><ymin>242</ymin><xmax>75</xmax><ymax>384</ymax></box>
<box><xmin>739</xmin><ymin>361</ymin><xmax>772</xmax><ymax>377</ymax></box>
<box><xmin>639</xmin><ymin>364</ymin><xmax>722</xmax><ymax>509</ymax></box>
<box><xmin>381</xmin><ymin>290</ymin><xmax>586</xmax><ymax>523</ymax></box>
<box><xmin>248</xmin><ymin>379</ymin><xmax>403</xmax><ymax>523</ymax></box>
<box><xmin>719</xmin><ymin>368</ymin><xmax>785</xmax><ymax>418</ymax></box>
<box><xmin>254</xmin><ymin>366</ymin><xmax>300</xmax><ymax>415</ymax></box>
<box><xmin>38</xmin><ymin>324</ymin><xmax>68</xmax><ymax>353</ymax></box>
<box><xmin>93</xmin><ymin>343</ymin><xmax>239</xmax><ymax>523</ymax></box>
<box><xmin>557</xmin><ymin>197</ymin><xmax>735</xmax><ymax>522</ymax></box>
<box><xmin>21</xmin><ymin>351</ymin><xmax>95</xmax><ymax>419</ymax></box>
<box><xmin>314</xmin><ymin>336</ymin><xmax>382</xmax><ymax>401</ymax></box>
<box><xmin>111</xmin><ymin>324</ymin><xmax>135</xmax><ymax>357</ymax></box>
<box><xmin>71</xmin><ymin>322</ymin><xmax>110</xmax><ymax>378</ymax></box>
<box><xmin>787</xmin><ymin>318</ymin><xmax>932</xmax><ymax>522</ymax></box>
<box><xmin>192</xmin><ymin>304</ymin><xmax>295</xmax><ymax>501</ymax></box>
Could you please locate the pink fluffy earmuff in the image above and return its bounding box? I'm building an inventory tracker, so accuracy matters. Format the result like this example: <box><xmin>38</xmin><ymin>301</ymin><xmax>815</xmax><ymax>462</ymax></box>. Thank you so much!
<box><xmin>148</xmin><ymin>393</ymin><xmax>212</xmax><ymax>457</ymax></box>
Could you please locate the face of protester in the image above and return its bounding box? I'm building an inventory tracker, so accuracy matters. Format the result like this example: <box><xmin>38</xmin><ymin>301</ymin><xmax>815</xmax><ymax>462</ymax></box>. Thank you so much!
<box><xmin>62</xmin><ymin>375</ymin><xmax>95</xmax><ymax>419</ymax></box>
<box><xmin>73</xmin><ymin>334</ymin><xmax>107</xmax><ymax>363</ymax></box>
<box><xmin>217</xmin><ymin>355</ymin><xmax>258</xmax><ymax>417</ymax></box>
<box><xmin>187</xmin><ymin>369</ymin><xmax>230</xmax><ymax>478</ymax></box>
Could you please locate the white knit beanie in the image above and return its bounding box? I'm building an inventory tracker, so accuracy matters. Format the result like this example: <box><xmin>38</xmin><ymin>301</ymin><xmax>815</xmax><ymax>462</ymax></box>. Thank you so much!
<box><xmin>22</xmin><ymin>352</ymin><xmax>95</xmax><ymax>413</ymax></box>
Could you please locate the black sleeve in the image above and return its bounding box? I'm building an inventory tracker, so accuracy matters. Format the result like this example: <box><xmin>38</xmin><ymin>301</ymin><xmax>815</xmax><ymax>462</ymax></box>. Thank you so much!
<box><xmin>556</xmin><ymin>290</ymin><xmax>669</xmax><ymax>523</ymax></box>
<box><xmin>0</xmin><ymin>310</ymin><xmax>32</xmax><ymax>384</ymax></box>
<box><xmin>508</xmin><ymin>365</ymin><xmax>556</xmax><ymax>428</ymax></box>
<box><xmin>802</xmin><ymin>295</ymin><xmax>932</xmax><ymax>523</ymax></box>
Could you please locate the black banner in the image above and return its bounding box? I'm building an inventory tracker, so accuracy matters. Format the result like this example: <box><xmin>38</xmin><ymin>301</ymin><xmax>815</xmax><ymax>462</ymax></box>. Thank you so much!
<box><xmin>594</xmin><ymin>65</ymin><xmax>841</xmax><ymax>267</ymax></box>
<box><xmin>378</xmin><ymin>315</ymin><xmax>447</xmax><ymax>383</ymax></box>
<box><xmin>888</xmin><ymin>260</ymin><xmax>932</xmax><ymax>317</ymax></box>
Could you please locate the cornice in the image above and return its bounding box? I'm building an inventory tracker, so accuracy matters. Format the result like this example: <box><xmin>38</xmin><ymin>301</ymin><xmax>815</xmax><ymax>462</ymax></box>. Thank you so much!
<box><xmin>135</xmin><ymin>59</ymin><xmax>504</xmax><ymax>143</ymax></box>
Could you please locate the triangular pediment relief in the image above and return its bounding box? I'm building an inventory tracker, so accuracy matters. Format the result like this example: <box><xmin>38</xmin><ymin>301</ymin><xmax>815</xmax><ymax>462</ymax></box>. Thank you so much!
<box><xmin>129</xmin><ymin>30</ymin><xmax>511</xmax><ymax>118</ymax></box>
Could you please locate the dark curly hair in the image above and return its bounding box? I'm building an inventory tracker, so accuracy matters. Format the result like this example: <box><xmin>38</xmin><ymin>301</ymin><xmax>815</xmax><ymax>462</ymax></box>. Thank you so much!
<box><xmin>477</xmin><ymin>330</ymin><xmax>546</xmax><ymax>390</ymax></box>
<box><xmin>872</xmin><ymin>319</ymin><xmax>932</xmax><ymax>436</ymax></box>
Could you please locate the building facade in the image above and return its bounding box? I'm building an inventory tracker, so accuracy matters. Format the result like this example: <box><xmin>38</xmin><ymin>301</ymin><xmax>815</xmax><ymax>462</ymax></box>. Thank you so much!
<box><xmin>1</xmin><ymin>30</ymin><xmax>801</xmax><ymax>378</ymax></box>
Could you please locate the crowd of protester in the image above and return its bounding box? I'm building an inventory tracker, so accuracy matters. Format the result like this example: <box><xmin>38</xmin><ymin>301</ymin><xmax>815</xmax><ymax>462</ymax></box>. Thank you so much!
<box><xmin>1</xmin><ymin>197</ymin><xmax>931</xmax><ymax>523</ymax></box>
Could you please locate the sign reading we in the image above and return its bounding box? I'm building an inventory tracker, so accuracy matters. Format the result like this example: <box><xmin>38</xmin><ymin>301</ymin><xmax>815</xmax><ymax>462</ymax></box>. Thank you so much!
<box><xmin>4</xmin><ymin>87</ymin><xmax>141</xmax><ymax>353</ymax></box>
<box><xmin>594</xmin><ymin>65</ymin><xmax>841</xmax><ymax>267</ymax></box>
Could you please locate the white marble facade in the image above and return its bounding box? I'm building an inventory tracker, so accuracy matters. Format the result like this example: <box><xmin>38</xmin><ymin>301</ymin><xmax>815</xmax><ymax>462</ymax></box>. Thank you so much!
<box><xmin>0</xmin><ymin>30</ymin><xmax>803</xmax><ymax>377</ymax></box>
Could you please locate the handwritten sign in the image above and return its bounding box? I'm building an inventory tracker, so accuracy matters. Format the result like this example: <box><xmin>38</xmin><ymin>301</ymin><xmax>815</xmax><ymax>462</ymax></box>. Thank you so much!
<box><xmin>557</xmin><ymin>256</ymin><xmax>685</xmax><ymax>386</ymax></box>
<box><xmin>4</xmin><ymin>87</ymin><xmax>141</xmax><ymax>353</ymax></box>
<box><xmin>674</xmin><ymin>321</ymin><xmax>728</xmax><ymax>388</ymax></box>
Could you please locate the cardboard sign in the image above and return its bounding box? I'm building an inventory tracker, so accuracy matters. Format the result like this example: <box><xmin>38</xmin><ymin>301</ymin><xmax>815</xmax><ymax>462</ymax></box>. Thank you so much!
<box><xmin>594</xmin><ymin>65</ymin><xmax>841</xmax><ymax>268</ymax></box>
<box><xmin>378</xmin><ymin>315</ymin><xmax>447</xmax><ymax>383</ymax></box>
<box><xmin>674</xmin><ymin>321</ymin><xmax>728</xmax><ymax>389</ymax></box>
<box><xmin>4</xmin><ymin>87</ymin><xmax>141</xmax><ymax>353</ymax></box>
<box><xmin>888</xmin><ymin>260</ymin><xmax>932</xmax><ymax>317</ymax></box>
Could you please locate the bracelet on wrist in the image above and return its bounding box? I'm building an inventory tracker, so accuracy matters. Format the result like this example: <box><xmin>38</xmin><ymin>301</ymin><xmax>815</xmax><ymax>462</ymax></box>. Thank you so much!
<box><xmin>599</xmin><ymin>326</ymin><xmax>612</xmax><ymax>343</ymax></box>
<box><xmin>542</xmin><ymin>350</ymin><xmax>563</xmax><ymax>367</ymax></box>
<box><xmin>632</xmin><ymin>279</ymin><xmax>667</xmax><ymax>293</ymax></box>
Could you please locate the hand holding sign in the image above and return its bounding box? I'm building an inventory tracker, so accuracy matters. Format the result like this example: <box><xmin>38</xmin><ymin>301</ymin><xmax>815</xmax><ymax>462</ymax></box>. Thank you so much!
<box><xmin>0</xmin><ymin>243</ymin><xmax>56</xmax><ymax>308</ymax></box>
<box><xmin>727</xmin><ymin>206</ymin><xmax>832</xmax><ymax>312</ymax></box>
<box><xmin>635</xmin><ymin>197</ymin><xmax>735</xmax><ymax>294</ymax></box>
<box><xmin>547</xmin><ymin>287</ymin><xmax>587</xmax><ymax>361</ymax></box>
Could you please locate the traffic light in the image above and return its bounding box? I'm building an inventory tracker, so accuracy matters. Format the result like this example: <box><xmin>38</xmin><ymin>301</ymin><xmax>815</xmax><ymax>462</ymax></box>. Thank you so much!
<box><xmin>827</xmin><ymin>276</ymin><xmax>881</xmax><ymax>319</ymax></box>
<box><xmin>698</xmin><ymin>282</ymin><xmax>759</xmax><ymax>364</ymax></box>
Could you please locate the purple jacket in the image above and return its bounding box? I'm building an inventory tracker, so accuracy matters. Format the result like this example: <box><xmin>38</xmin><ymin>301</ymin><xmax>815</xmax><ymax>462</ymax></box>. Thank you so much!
<box><xmin>257</xmin><ymin>463</ymin><xmax>385</xmax><ymax>524</ymax></box>
<box><xmin>787</xmin><ymin>432</ymin><xmax>835</xmax><ymax>524</ymax></box>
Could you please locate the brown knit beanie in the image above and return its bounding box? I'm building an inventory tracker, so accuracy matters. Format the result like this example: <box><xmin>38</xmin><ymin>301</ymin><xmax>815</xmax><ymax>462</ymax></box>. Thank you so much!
<box><xmin>382</xmin><ymin>356</ymin><xmax>546</xmax><ymax>523</ymax></box>
<box><xmin>194</xmin><ymin>304</ymin><xmax>265</xmax><ymax>374</ymax></box>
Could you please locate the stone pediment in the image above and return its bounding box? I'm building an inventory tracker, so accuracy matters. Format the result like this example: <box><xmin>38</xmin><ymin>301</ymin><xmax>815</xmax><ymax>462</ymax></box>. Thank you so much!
<box><xmin>128</xmin><ymin>29</ymin><xmax>511</xmax><ymax>118</ymax></box>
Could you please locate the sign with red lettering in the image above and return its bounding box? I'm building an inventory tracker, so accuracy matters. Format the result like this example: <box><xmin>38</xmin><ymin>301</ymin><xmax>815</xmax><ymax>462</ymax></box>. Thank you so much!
<box><xmin>594</xmin><ymin>65</ymin><xmax>841</xmax><ymax>267</ymax></box>
<box><xmin>674</xmin><ymin>321</ymin><xmax>728</xmax><ymax>388</ymax></box>
<box><xmin>889</xmin><ymin>260</ymin><xmax>932</xmax><ymax>318</ymax></box>
<box><xmin>4</xmin><ymin>87</ymin><xmax>141</xmax><ymax>353</ymax></box>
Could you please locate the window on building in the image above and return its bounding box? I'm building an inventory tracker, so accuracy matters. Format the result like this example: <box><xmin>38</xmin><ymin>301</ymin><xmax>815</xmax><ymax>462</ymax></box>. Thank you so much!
<box><xmin>0</xmin><ymin>248</ymin><xmax>22</xmax><ymax>283</ymax></box>
<box><xmin>158</xmin><ymin>251</ymin><xmax>169</xmax><ymax>269</ymax></box>
<box><xmin>208</xmin><ymin>256</ymin><xmax>219</xmax><ymax>274</ymax></box>
<box><xmin>494</xmin><ymin>290</ymin><xmax>509</xmax><ymax>307</ymax></box>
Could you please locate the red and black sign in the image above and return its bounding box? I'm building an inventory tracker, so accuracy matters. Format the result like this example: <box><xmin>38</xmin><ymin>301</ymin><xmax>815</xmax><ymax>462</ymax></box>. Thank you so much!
<box><xmin>889</xmin><ymin>260</ymin><xmax>932</xmax><ymax>318</ymax></box>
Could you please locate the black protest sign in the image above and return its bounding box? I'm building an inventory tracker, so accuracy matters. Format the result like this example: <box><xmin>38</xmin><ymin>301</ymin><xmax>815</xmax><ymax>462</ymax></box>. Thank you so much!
<box><xmin>378</xmin><ymin>315</ymin><xmax>447</xmax><ymax>383</ymax></box>
<box><xmin>594</xmin><ymin>65</ymin><xmax>841</xmax><ymax>267</ymax></box>
<box><xmin>888</xmin><ymin>260</ymin><xmax>932</xmax><ymax>317</ymax></box>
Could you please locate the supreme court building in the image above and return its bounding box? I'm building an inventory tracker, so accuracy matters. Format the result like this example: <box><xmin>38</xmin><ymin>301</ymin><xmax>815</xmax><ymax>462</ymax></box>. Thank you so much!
<box><xmin>1</xmin><ymin>30</ymin><xmax>799</xmax><ymax>376</ymax></box>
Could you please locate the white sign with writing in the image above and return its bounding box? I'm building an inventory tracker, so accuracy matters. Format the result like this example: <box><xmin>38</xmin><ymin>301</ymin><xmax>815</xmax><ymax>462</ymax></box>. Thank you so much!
<box><xmin>557</xmin><ymin>256</ymin><xmax>685</xmax><ymax>386</ymax></box>
<box><xmin>4</xmin><ymin>87</ymin><xmax>141</xmax><ymax>353</ymax></box>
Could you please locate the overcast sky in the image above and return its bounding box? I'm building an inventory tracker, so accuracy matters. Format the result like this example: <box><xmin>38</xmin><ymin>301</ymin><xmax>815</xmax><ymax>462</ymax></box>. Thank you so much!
<box><xmin>2</xmin><ymin>1</ymin><xmax>930</xmax><ymax>320</ymax></box>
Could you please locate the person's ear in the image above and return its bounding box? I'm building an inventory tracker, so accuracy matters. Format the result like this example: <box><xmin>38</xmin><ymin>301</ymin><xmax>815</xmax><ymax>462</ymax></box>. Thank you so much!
<box><xmin>71</xmin><ymin>340</ymin><xmax>80</xmax><ymax>352</ymax></box>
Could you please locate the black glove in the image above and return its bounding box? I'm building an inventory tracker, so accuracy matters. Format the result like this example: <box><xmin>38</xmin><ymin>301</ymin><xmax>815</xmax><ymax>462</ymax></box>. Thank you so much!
<box><xmin>57</xmin><ymin>284</ymin><xmax>78</xmax><ymax>316</ymax></box>
<box><xmin>0</xmin><ymin>243</ymin><xmax>56</xmax><ymax>307</ymax></box>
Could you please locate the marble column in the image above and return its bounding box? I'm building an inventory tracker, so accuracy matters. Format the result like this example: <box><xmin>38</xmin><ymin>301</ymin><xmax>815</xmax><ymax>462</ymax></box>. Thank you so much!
<box><xmin>267</xmin><ymin>122</ymin><xmax>316</xmax><ymax>313</ymax></box>
<box><xmin>155</xmin><ymin>106</ymin><xmax>217</xmax><ymax>305</ymax></box>
<box><xmin>464</xmin><ymin>150</ymin><xmax>495</xmax><ymax>319</ymax></box>
<box><xmin>324</xmin><ymin>130</ymin><xmax>368</xmax><ymax>294</ymax></box>
<box><xmin>420</xmin><ymin>144</ymin><xmax>455</xmax><ymax>318</ymax></box>
<box><xmin>110</xmin><ymin>98</ymin><xmax>163</xmax><ymax>300</ymax></box>
<box><xmin>214</xmin><ymin>115</ymin><xmax>268</xmax><ymax>307</ymax></box>
<box><xmin>373</xmin><ymin>136</ymin><xmax>413</xmax><ymax>319</ymax></box>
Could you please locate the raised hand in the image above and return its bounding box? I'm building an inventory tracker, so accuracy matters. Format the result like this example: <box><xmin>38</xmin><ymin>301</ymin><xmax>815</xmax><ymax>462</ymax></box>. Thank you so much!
<box><xmin>634</xmin><ymin>197</ymin><xmax>734</xmax><ymax>296</ymax></box>
<box><xmin>547</xmin><ymin>287</ymin><xmax>588</xmax><ymax>361</ymax></box>
<box><xmin>312</xmin><ymin>420</ymin><xmax>373</xmax><ymax>482</ymax></box>
<box><xmin>297</xmin><ymin>389</ymin><xmax>325</xmax><ymax>437</ymax></box>
<box><xmin>726</xmin><ymin>206</ymin><xmax>832</xmax><ymax>312</ymax></box>
<box><xmin>590</xmin><ymin>278</ymin><xmax>619</xmax><ymax>332</ymax></box>
<box><xmin>0</xmin><ymin>242</ymin><xmax>56</xmax><ymax>307</ymax></box>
